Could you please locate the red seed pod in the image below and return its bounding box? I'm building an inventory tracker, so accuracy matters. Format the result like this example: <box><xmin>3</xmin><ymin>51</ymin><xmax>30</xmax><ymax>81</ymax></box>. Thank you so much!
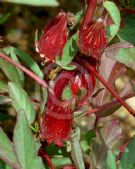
<box><xmin>37</xmin><ymin>11</ymin><xmax>68</xmax><ymax>61</ymax></box>
<box><xmin>78</xmin><ymin>19</ymin><xmax>107</xmax><ymax>59</ymax></box>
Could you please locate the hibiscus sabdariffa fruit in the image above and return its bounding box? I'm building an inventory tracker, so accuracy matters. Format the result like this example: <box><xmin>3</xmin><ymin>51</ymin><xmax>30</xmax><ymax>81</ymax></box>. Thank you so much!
<box><xmin>78</xmin><ymin>0</ymin><xmax>107</xmax><ymax>60</ymax></box>
<box><xmin>39</xmin><ymin>64</ymin><xmax>95</xmax><ymax>146</ymax></box>
<box><xmin>78</xmin><ymin>19</ymin><xmax>106</xmax><ymax>58</ymax></box>
<box><xmin>37</xmin><ymin>10</ymin><xmax>68</xmax><ymax>61</ymax></box>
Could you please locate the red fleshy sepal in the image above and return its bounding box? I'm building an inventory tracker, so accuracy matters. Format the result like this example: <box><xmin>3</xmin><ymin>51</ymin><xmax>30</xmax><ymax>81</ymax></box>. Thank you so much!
<box><xmin>40</xmin><ymin>71</ymin><xmax>74</xmax><ymax>147</ymax></box>
<box><xmin>79</xmin><ymin>20</ymin><xmax>107</xmax><ymax>59</ymax></box>
<box><xmin>40</xmin><ymin>96</ymin><xmax>73</xmax><ymax>147</ymax></box>
<box><xmin>37</xmin><ymin>11</ymin><xmax>68</xmax><ymax>61</ymax></box>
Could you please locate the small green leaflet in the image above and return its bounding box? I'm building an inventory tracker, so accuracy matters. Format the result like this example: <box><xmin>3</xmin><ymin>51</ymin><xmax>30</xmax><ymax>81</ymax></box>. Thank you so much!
<box><xmin>74</xmin><ymin>10</ymin><xmax>83</xmax><ymax>26</ymax></box>
<box><xmin>52</xmin><ymin>157</ymin><xmax>72</xmax><ymax>168</ymax></box>
<box><xmin>62</xmin><ymin>86</ymin><xmax>73</xmax><ymax>100</ymax></box>
<box><xmin>103</xmin><ymin>1</ymin><xmax>121</xmax><ymax>41</ymax></box>
<box><xmin>0</xmin><ymin>0</ymin><xmax>59</xmax><ymax>6</ymax></box>
<box><xmin>56</xmin><ymin>33</ymin><xmax>78</xmax><ymax>70</ymax></box>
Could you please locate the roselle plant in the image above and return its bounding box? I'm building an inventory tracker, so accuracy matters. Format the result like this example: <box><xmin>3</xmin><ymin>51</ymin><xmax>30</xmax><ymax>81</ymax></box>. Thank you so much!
<box><xmin>0</xmin><ymin>0</ymin><xmax>135</xmax><ymax>169</ymax></box>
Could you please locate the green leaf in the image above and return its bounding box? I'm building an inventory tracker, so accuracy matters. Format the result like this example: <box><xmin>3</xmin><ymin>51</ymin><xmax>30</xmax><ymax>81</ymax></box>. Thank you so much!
<box><xmin>106</xmin><ymin>150</ymin><xmax>117</xmax><ymax>169</ymax></box>
<box><xmin>70</xmin><ymin>127</ymin><xmax>85</xmax><ymax>169</ymax></box>
<box><xmin>56</xmin><ymin>33</ymin><xmax>78</xmax><ymax>68</ymax></box>
<box><xmin>0</xmin><ymin>0</ymin><xmax>59</xmax><ymax>6</ymax></box>
<box><xmin>107</xmin><ymin>47</ymin><xmax>135</xmax><ymax>71</ymax></box>
<box><xmin>3</xmin><ymin>47</ymin><xmax>25</xmax><ymax>86</ymax></box>
<box><xmin>0</xmin><ymin>56</ymin><xmax>23</xmax><ymax>86</ymax></box>
<box><xmin>62</xmin><ymin>86</ymin><xmax>73</xmax><ymax>100</ymax></box>
<box><xmin>62</xmin><ymin>65</ymin><xmax>76</xmax><ymax>70</ymax></box>
<box><xmin>0</xmin><ymin>81</ymin><xmax>8</xmax><ymax>93</ymax></box>
<box><xmin>0</xmin><ymin>13</ymin><xmax>10</xmax><ymax>25</ymax></box>
<box><xmin>0</xmin><ymin>160</ymin><xmax>13</xmax><ymax>169</ymax></box>
<box><xmin>8</xmin><ymin>82</ymin><xmax>35</xmax><ymax>124</ymax></box>
<box><xmin>52</xmin><ymin>157</ymin><xmax>72</xmax><ymax>168</ymax></box>
<box><xmin>13</xmin><ymin>109</ymin><xmax>45</xmax><ymax>169</ymax></box>
<box><xmin>103</xmin><ymin>1</ymin><xmax>121</xmax><ymax>41</ymax></box>
<box><xmin>74</xmin><ymin>10</ymin><xmax>83</xmax><ymax>25</ymax></box>
<box><xmin>119</xmin><ymin>137</ymin><xmax>135</xmax><ymax>169</ymax></box>
<box><xmin>3</xmin><ymin>47</ymin><xmax>44</xmax><ymax>79</ymax></box>
<box><xmin>0</xmin><ymin>128</ymin><xmax>20</xmax><ymax>169</ymax></box>
<box><xmin>118</xmin><ymin>15</ymin><xmax>135</xmax><ymax>43</ymax></box>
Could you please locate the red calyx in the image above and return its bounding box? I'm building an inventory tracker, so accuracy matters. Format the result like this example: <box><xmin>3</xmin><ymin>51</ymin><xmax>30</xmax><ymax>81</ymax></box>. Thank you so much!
<box><xmin>78</xmin><ymin>19</ymin><xmax>107</xmax><ymax>60</ymax></box>
<box><xmin>40</xmin><ymin>97</ymin><xmax>73</xmax><ymax>147</ymax></box>
<box><xmin>37</xmin><ymin>11</ymin><xmax>68</xmax><ymax>61</ymax></box>
<box><xmin>40</xmin><ymin>71</ymin><xmax>75</xmax><ymax>147</ymax></box>
<box><xmin>79</xmin><ymin>0</ymin><xmax>107</xmax><ymax>60</ymax></box>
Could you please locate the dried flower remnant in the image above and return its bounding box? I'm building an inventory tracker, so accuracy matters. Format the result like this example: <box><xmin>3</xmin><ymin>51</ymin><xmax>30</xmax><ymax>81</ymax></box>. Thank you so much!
<box><xmin>37</xmin><ymin>11</ymin><xmax>68</xmax><ymax>61</ymax></box>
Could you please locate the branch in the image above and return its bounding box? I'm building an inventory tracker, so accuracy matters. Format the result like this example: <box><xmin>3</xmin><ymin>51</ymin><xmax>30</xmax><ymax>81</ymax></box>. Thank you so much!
<box><xmin>81</xmin><ymin>0</ymin><xmax>97</xmax><ymax>29</ymax></box>
<box><xmin>84</xmin><ymin>94</ymin><xmax>135</xmax><ymax>117</ymax></box>
<box><xmin>0</xmin><ymin>52</ymin><xmax>48</xmax><ymax>89</ymax></box>
<box><xmin>84</xmin><ymin>62</ymin><xmax>135</xmax><ymax>117</ymax></box>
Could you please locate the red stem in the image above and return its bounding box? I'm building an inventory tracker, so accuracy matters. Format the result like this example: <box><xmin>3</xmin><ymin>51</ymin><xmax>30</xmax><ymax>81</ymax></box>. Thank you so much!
<box><xmin>0</xmin><ymin>53</ymin><xmax>48</xmax><ymax>89</ymax></box>
<box><xmin>84</xmin><ymin>62</ymin><xmax>135</xmax><ymax>117</ymax></box>
<box><xmin>81</xmin><ymin>0</ymin><xmax>97</xmax><ymax>29</ymax></box>
<box><xmin>85</xmin><ymin>94</ymin><xmax>134</xmax><ymax>116</ymax></box>
<box><xmin>38</xmin><ymin>147</ymin><xmax>55</xmax><ymax>169</ymax></box>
